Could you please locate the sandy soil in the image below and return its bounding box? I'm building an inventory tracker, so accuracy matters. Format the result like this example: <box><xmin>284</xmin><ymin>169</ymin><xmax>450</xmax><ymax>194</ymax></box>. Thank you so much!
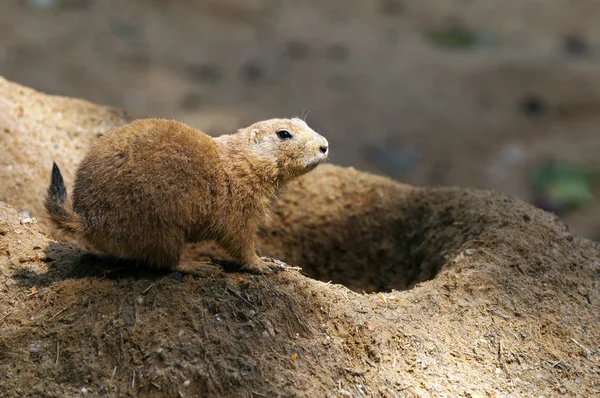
<box><xmin>0</xmin><ymin>78</ymin><xmax>599</xmax><ymax>397</ymax></box>
<box><xmin>1</xmin><ymin>0</ymin><xmax>600</xmax><ymax>239</ymax></box>
<box><xmin>1</xmin><ymin>166</ymin><xmax>599</xmax><ymax>396</ymax></box>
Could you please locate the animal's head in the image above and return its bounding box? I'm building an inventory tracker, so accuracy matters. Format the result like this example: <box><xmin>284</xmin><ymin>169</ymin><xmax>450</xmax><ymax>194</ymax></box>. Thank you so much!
<box><xmin>238</xmin><ymin>118</ymin><xmax>329</xmax><ymax>182</ymax></box>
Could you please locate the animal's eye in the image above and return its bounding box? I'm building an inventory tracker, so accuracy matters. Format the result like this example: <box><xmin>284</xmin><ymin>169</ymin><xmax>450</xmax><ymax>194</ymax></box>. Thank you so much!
<box><xmin>276</xmin><ymin>130</ymin><xmax>293</xmax><ymax>140</ymax></box>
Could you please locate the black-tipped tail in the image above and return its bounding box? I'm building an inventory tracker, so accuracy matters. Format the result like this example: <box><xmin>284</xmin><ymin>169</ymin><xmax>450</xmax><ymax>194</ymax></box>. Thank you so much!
<box><xmin>49</xmin><ymin>162</ymin><xmax>67</xmax><ymax>206</ymax></box>
<box><xmin>44</xmin><ymin>162</ymin><xmax>80</xmax><ymax>235</ymax></box>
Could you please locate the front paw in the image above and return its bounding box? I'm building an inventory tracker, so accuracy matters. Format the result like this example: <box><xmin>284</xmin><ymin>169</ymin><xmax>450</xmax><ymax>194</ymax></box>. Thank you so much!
<box><xmin>242</xmin><ymin>257</ymin><xmax>287</xmax><ymax>274</ymax></box>
<box><xmin>260</xmin><ymin>256</ymin><xmax>287</xmax><ymax>271</ymax></box>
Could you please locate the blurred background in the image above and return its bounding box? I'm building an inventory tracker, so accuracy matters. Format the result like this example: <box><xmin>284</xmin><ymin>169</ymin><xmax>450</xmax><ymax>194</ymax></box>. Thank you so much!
<box><xmin>1</xmin><ymin>0</ymin><xmax>599</xmax><ymax>239</ymax></box>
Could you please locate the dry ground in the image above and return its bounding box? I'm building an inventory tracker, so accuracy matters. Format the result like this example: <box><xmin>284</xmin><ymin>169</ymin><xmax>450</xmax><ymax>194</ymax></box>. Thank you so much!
<box><xmin>0</xmin><ymin>78</ymin><xmax>599</xmax><ymax>397</ymax></box>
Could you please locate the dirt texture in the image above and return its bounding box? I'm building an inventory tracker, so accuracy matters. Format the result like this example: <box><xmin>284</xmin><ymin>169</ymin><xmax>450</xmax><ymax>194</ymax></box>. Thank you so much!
<box><xmin>1</xmin><ymin>78</ymin><xmax>600</xmax><ymax>397</ymax></box>
<box><xmin>0</xmin><ymin>76</ymin><xmax>136</xmax><ymax>231</ymax></box>
<box><xmin>2</xmin><ymin>170</ymin><xmax>600</xmax><ymax>397</ymax></box>
<box><xmin>1</xmin><ymin>0</ymin><xmax>600</xmax><ymax>239</ymax></box>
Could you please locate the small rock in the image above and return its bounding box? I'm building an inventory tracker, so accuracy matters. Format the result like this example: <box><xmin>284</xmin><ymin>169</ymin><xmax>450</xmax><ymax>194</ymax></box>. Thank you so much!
<box><xmin>262</xmin><ymin>319</ymin><xmax>276</xmax><ymax>336</ymax></box>
<box><xmin>183</xmin><ymin>380</ymin><xmax>190</xmax><ymax>387</ymax></box>
<box><xmin>566</xmin><ymin>234</ymin><xmax>574</xmax><ymax>242</ymax></box>
<box><xmin>20</xmin><ymin>211</ymin><xmax>34</xmax><ymax>224</ymax></box>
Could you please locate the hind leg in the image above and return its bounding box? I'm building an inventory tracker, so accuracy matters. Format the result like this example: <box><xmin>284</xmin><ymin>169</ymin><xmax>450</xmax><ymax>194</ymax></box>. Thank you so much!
<box><xmin>145</xmin><ymin>238</ymin><xmax>222</xmax><ymax>278</ymax></box>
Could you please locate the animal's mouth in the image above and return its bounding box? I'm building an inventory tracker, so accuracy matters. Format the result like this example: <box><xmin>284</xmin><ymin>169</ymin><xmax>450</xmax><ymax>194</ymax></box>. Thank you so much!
<box><xmin>305</xmin><ymin>158</ymin><xmax>326</xmax><ymax>171</ymax></box>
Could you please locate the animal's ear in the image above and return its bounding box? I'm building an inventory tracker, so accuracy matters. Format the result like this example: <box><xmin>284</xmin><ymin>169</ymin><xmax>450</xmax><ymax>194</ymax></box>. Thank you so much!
<box><xmin>249</xmin><ymin>129</ymin><xmax>261</xmax><ymax>144</ymax></box>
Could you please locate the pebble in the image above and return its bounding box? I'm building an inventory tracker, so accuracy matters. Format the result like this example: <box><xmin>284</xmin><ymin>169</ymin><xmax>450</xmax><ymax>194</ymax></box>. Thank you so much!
<box><xmin>20</xmin><ymin>211</ymin><xmax>34</xmax><ymax>224</ymax></box>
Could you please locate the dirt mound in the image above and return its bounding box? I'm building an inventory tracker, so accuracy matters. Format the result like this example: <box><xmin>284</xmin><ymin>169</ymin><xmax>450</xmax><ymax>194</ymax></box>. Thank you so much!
<box><xmin>2</xmin><ymin>166</ymin><xmax>600</xmax><ymax>396</ymax></box>
<box><xmin>1</xmin><ymin>77</ymin><xmax>599</xmax><ymax>396</ymax></box>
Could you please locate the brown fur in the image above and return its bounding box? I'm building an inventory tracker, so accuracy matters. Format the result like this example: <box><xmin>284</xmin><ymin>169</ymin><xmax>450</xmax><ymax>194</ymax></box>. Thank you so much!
<box><xmin>44</xmin><ymin>117</ymin><xmax>328</xmax><ymax>274</ymax></box>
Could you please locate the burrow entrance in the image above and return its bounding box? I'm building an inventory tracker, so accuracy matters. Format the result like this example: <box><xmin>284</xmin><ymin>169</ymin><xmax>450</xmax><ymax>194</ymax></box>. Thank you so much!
<box><xmin>255</xmin><ymin>171</ymin><xmax>485</xmax><ymax>293</ymax></box>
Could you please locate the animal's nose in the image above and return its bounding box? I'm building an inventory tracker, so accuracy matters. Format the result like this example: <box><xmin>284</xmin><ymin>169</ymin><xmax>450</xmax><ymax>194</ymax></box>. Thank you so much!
<box><xmin>319</xmin><ymin>145</ymin><xmax>328</xmax><ymax>154</ymax></box>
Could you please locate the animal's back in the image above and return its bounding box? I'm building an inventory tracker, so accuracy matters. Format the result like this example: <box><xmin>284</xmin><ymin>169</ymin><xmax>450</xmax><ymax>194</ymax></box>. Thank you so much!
<box><xmin>72</xmin><ymin>118</ymin><xmax>220</xmax><ymax>256</ymax></box>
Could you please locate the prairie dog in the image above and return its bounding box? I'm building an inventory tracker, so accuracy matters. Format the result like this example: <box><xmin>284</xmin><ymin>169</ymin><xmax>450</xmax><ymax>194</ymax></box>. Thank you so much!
<box><xmin>45</xmin><ymin>117</ymin><xmax>329</xmax><ymax>274</ymax></box>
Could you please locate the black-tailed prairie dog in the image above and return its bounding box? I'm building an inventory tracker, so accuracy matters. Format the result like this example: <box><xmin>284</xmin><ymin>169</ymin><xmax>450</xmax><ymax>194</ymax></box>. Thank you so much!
<box><xmin>45</xmin><ymin>117</ymin><xmax>329</xmax><ymax>274</ymax></box>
